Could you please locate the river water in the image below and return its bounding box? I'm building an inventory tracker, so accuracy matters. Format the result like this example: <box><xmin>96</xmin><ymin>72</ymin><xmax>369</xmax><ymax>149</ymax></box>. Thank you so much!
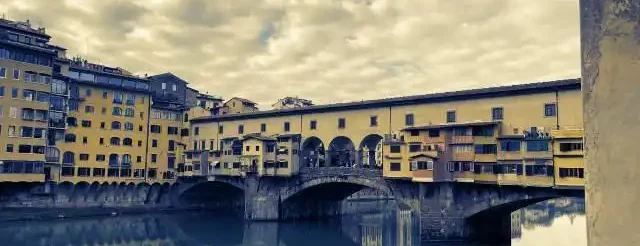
<box><xmin>0</xmin><ymin>198</ymin><xmax>585</xmax><ymax>246</ymax></box>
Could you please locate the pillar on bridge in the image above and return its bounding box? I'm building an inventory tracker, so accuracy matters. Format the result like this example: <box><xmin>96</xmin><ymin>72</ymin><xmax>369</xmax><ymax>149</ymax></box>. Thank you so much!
<box><xmin>581</xmin><ymin>1</ymin><xmax>640</xmax><ymax>245</ymax></box>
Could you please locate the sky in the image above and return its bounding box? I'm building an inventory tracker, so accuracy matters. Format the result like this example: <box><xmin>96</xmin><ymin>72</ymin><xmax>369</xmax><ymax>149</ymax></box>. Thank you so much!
<box><xmin>0</xmin><ymin>0</ymin><xmax>581</xmax><ymax>109</ymax></box>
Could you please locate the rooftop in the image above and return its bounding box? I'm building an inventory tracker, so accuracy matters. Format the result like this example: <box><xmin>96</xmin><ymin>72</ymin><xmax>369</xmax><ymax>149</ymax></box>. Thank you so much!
<box><xmin>403</xmin><ymin>121</ymin><xmax>498</xmax><ymax>131</ymax></box>
<box><xmin>227</xmin><ymin>97</ymin><xmax>257</xmax><ymax>105</ymax></box>
<box><xmin>192</xmin><ymin>78</ymin><xmax>581</xmax><ymax>123</ymax></box>
<box><xmin>69</xmin><ymin>59</ymin><xmax>149</xmax><ymax>81</ymax></box>
<box><xmin>0</xmin><ymin>18</ymin><xmax>50</xmax><ymax>38</ymax></box>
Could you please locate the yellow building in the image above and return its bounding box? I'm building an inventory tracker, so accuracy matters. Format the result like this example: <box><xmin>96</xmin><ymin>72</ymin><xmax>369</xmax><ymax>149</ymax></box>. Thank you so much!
<box><xmin>191</xmin><ymin>79</ymin><xmax>585</xmax><ymax>188</ymax></box>
<box><xmin>56</xmin><ymin>59</ymin><xmax>152</xmax><ymax>184</ymax></box>
<box><xmin>0</xmin><ymin>19</ymin><xmax>56</xmax><ymax>182</ymax></box>
<box><xmin>221</xmin><ymin>97</ymin><xmax>258</xmax><ymax>115</ymax></box>
<box><xmin>552</xmin><ymin>128</ymin><xmax>585</xmax><ymax>188</ymax></box>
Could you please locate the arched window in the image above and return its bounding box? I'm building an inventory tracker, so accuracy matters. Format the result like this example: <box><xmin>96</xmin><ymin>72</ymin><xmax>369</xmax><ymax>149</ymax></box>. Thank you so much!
<box><xmin>111</xmin><ymin>121</ymin><xmax>121</xmax><ymax>130</ymax></box>
<box><xmin>122</xmin><ymin>154</ymin><xmax>132</xmax><ymax>165</ymax></box>
<box><xmin>64</xmin><ymin>134</ymin><xmax>76</xmax><ymax>143</ymax></box>
<box><xmin>110</xmin><ymin>137</ymin><xmax>121</xmax><ymax>146</ymax></box>
<box><xmin>184</xmin><ymin>113</ymin><xmax>189</xmax><ymax>122</ymax></box>
<box><xmin>62</xmin><ymin>151</ymin><xmax>75</xmax><ymax>164</ymax></box>
<box><xmin>124</xmin><ymin>122</ymin><xmax>134</xmax><ymax>131</ymax></box>
<box><xmin>109</xmin><ymin>154</ymin><xmax>119</xmax><ymax>166</ymax></box>
<box><xmin>112</xmin><ymin>107</ymin><xmax>122</xmax><ymax>116</ymax></box>
<box><xmin>124</xmin><ymin>108</ymin><xmax>134</xmax><ymax>117</ymax></box>
<box><xmin>123</xmin><ymin>138</ymin><xmax>133</xmax><ymax>146</ymax></box>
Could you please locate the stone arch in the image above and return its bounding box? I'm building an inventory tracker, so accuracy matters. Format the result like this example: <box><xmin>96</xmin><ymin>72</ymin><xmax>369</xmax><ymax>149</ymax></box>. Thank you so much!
<box><xmin>156</xmin><ymin>182</ymin><xmax>172</xmax><ymax>205</ymax></box>
<box><xmin>279</xmin><ymin>176</ymin><xmax>391</xmax><ymax>220</ymax></box>
<box><xmin>301</xmin><ymin>136</ymin><xmax>325</xmax><ymax>167</ymax></box>
<box><xmin>358</xmin><ymin>134</ymin><xmax>384</xmax><ymax>169</ymax></box>
<box><xmin>146</xmin><ymin>183</ymin><xmax>162</xmax><ymax>205</ymax></box>
<box><xmin>87</xmin><ymin>181</ymin><xmax>100</xmax><ymax>203</ymax></box>
<box><xmin>327</xmin><ymin>136</ymin><xmax>356</xmax><ymax>167</ymax></box>
<box><xmin>124</xmin><ymin>183</ymin><xmax>136</xmax><ymax>204</ymax></box>
<box><xmin>70</xmin><ymin>181</ymin><xmax>90</xmax><ymax>203</ymax></box>
<box><xmin>178</xmin><ymin>181</ymin><xmax>246</xmax><ymax>215</ymax></box>
<box><xmin>55</xmin><ymin>181</ymin><xmax>74</xmax><ymax>204</ymax></box>
<box><xmin>96</xmin><ymin>182</ymin><xmax>110</xmax><ymax>203</ymax></box>
<box><xmin>136</xmin><ymin>183</ymin><xmax>150</xmax><ymax>204</ymax></box>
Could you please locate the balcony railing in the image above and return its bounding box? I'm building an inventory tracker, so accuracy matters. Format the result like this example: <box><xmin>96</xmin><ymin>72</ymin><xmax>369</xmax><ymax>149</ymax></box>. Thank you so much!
<box><xmin>451</xmin><ymin>135</ymin><xmax>474</xmax><ymax>144</ymax></box>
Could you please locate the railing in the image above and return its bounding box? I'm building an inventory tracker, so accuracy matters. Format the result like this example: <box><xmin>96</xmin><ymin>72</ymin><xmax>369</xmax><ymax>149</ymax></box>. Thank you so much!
<box><xmin>299</xmin><ymin>166</ymin><xmax>383</xmax><ymax>179</ymax></box>
<box><xmin>451</xmin><ymin>135</ymin><xmax>474</xmax><ymax>144</ymax></box>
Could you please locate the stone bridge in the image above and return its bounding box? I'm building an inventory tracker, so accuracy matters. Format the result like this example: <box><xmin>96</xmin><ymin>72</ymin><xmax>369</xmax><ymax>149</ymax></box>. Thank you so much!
<box><xmin>174</xmin><ymin>167</ymin><xmax>584</xmax><ymax>242</ymax></box>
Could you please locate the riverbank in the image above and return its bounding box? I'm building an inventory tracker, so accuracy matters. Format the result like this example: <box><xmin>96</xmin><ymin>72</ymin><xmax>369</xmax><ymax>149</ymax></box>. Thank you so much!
<box><xmin>0</xmin><ymin>207</ymin><xmax>197</xmax><ymax>223</ymax></box>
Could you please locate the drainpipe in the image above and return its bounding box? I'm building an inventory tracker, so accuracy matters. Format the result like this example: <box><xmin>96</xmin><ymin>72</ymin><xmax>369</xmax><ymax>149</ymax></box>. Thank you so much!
<box><xmin>144</xmin><ymin>95</ymin><xmax>151</xmax><ymax>183</ymax></box>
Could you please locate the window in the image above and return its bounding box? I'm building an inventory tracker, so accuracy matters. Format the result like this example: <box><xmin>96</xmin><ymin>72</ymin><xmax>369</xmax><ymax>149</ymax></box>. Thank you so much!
<box><xmin>8</xmin><ymin>125</ymin><xmax>15</xmax><ymax>137</ymax></box>
<box><xmin>102</xmin><ymin>91</ymin><xmax>108</xmax><ymax>99</ymax></box>
<box><xmin>492</xmin><ymin>107</ymin><xmax>503</xmax><ymax>121</ymax></box>
<box><xmin>138</xmin><ymin>140</ymin><xmax>142</xmax><ymax>147</ymax></box>
<box><xmin>81</xmin><ymin>120</ymin><xmax>91</xmax><ymax>128</ymax></box>
<box><xmin>446</xmin><ymin>110</ymin><xmax>456</xmax><ymax>123</ymax></box>
<box><xmin>410</xmin><ymin>130</ymin><xmax>419</xmax><ymax>136</ymax></box>
<box><xmin>79</xmin><ymin>154</ymin><xmax>89</xmax><ymax>161</ymax></box>
<box><xmin>559</xmin><ymin>168</ymin><xmax>585</xmax><ymax>179</ymax></box>
<box><xmin>428</xmin><ymin>130</ymin><xmax>440</xmax><ymax>137</ymax></box>
<box><xmin>256</xmin><ymin>145</ymin><xmax>260</xmax><ymax>151</ymax></box>
<box><xmin>111</xmin><ymin>121</ymin><xmax>121</xmax><ymax>130</ymax></box>
<box><xmin>172</xmin><ymin>84</ymin><xmax>177</xmax><ymax>91</ymax></box>
<box><xmin>161</xmin><ymin>82</ymin><xmax>166</xmax><ymax>90</ymax></box>
<box><xmin>411</xmin><ymin>161</ymin><xmax>434</xmax><ymax>171</ymax></box>
<box><xmin>409</xmin><ymin>144</ymin><xmax>421</xmax><ymax>152</ymax></box>
<box><xmin>151</xmin><ymin>154</ymin><xmax>157</xmax><ymax>163</ymax></box>
<box><xmin>33</xmin><ymin>128</ymin><xmax>44</xmax><ymax>139</ymax></box>
<box><xmin>61</xmin><ymin>167</ymin><xmax>74</xmax><ymax>177</ymax></box>
<box><xmin>560</xmin><ymin>142</ymin><xmax>583</xmax><ymax>152</ymax></box>
<box><xmin>338</xmin><ymin>118</ymin><xmax>346</xmax><ymax>129</ymax></box>
<box><xmin>9</xmin><ymin>107</ymin><xmax>17</xmax><ymax>118</ymax></box>
<box><xmin>181</xmin><ymin>128</ymin><xmax>189</xmax><ymax>136</ymax></box>
<box><xmin>101</xmin><ymin>107</ymin><xmax>106</xmax><ymax>114</ymax></box>
<box><xmin>85</xmin><ymin>89</ymin><xmax>91</xmax><ymax>97</ymax></box>
<box><xmin>20</xmin><ymin>127</ymin><xmax>33</xmax><ymax>137</ymax></box>
<box><xmin>110</xmin><ymin>137</ymin><xmax>121</xmax><ymax>146</ymax></box>
<box><xmin>0</xmin><ymin>67</ymin><xmax>5</xmax><ymax>78</ymax></box>
<box><xmin>22</xmin><ymin>90</ymin><xmax>35</xmax><ymax>101</ymax></box>
<box><xmin>93</xmin><ymin>168</ymin><xmax>105</xmax><ymax>177</ymax></box>
<box><xmin>210</xmin><ymin>140</ymin><xmax>214</xmax><ymax>150</ymax></box>
<box><xmin>473</xmin><ymin>144</ymin><xmax>497</xmax><ymax>155</ymax></box>
<box><xmin>6</xmin><ymin>144</ymin><xmax>13</xmax><ymax>152</ymax></box>
<box><xmin>151</xmin><ymin>125</ymin><xmax>161</xmax><ymax>133</ymax></box>
<box><xmin>390</xmin><ymin>163</ymin><xmax>401</xmax><ymax>171</ymax></box>
<box><xmin>139</xmin><ymin>125</ymin><xmax>144</xmax><ymax>132</ymax></box>
<box><xmin>123</xmin><ymin>138</ymin><xmax>133</xmax><ymax>146</ymax></box>
<box><xmin>194</xmin><ymin>127</ymin><xmax>200</xmax><ymax>135</ymax></box>
<box><xmin>169</xmin><ymin>140</ymin><xmax>175</xmax><ymax>151</ymax></box>
<box><xmin>82</xmin><ymin>136</ymin><xmax>88</xmax><ymax>144</ymax></box>
<box><xmin>12</xmin><ymin>69</ymin><xmax>19</xmax><ymax>80</ymax></box>
<box><xmin>99</xmin><ymin>138</ymin><xmax>104</xmax><ymax>145</ymax></box>
<box><xmin>84</xmin><ymin>105</ymin><xmax>94</xmax><ymax>113</ymax></box>
<box><xmin>472</xmin><ymin>126</ymin><xmax>494</xmax><ymax>136</ymax></box>
<box><xmin>125</xmin><ymin>94</ymin><xmax>135</xmax><ymax>105</ymax></box>
<box><xmin>310</xmin><ymin>120</ymin><xmax>317</xmax><ymax>130</ymax></box>
<box><xmin>152</xmin><ymin>139</ymin><xmax>158</xmax><ymax>148</ymax></box>
<box><xmin>124</xmin><ymin>122</ymin><xmax>134</xmax><ymax>131</ymax></box>
<box><xmin>113</xmin><ymin>91</ymin><xmax>123</xmax><ymax>104</ymax></box>
<box><xmin>64</xmin><ymin>134</ymin><xmax>76</xmax><ymax>143</ymax></box>
<box><xmin>0</xmin><ymin>86</ymin><xmax>4</xmax><ymax>96</ymax></box>
<box><xmin>112</xmin><ymin>107</ymin><xmax>122</xmax><ymax>116</ymax></box>
<box><xmin>12</xmin><ymin>88</ymin><xmax>19</xmax><ymax>98</ymax></box>
<box><xmin>544</xmin><ymin>103</ymin><xmax>557</xmax><ymax>117</ymax></box>
<box><xmin>405</xmin><ymin>114</ymin><xmax>414</xmax><ymax>126</ymax></box>
<box><xmin>218</xmin><ymin>125</ymin><xmax>223</xmax><ymax>134</ymax></box>
<box><xmin>96</xmin><ymin>155</ymin><xmax>105</xmax><ymax>162</ymax></box>
<box><xmin>62</xmin><ymin>152</ymin><xmax>75</xmax><ymax>164</ymax></box>
<box><xmin>500</xmin><ymin>140</ymin><xmax>521</xmax><ymax>152</ymax></box>
<box><xmin>284</xmin><ymin>122</ymin><xmax>290</xmax><ymax>132</ymax></box>
<box><xmin>261</xmin><ymin>123</ymin><xmax>267</xmax><ymax>132</ymax></box>
<box><xmin>390</xmin><ymin>145</ymin><xmax>401</xmax><ymax>153</ymax></box>
<box><xmin>124</xmin><ymin>108</ymin><xmax>134</xmax><ymax>117</ymax></box>
<box><xmin>526</xmin><ymin>140</ymin><xmax>549</xmax><ymax>151</ymax></box>
<box><xmin>369</xmin><ymin>116</ymin><xmax>378</xmax><ymax>127</ymax></box>
<box><xmin>137</xmin><ymin>156</ymin><xmax>142</xmax><ymax>163</ymax></box>
<box><xmin>168</xmin><ymin>127</ymin><xmax>178</xmax><ymax>135</ymax></box>
<box><xmin>238</xmin><ymin>125</ymin><xmax>244</xmax><ymax>134</ymax></box>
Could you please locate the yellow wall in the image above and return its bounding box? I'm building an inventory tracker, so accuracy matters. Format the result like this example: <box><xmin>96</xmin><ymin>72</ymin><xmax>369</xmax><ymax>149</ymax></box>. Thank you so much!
<box><xmin>148</xmin><ymin>108</ymin><xmax>184</xmax><ymax>182</ymax></box>
<box><xmin>58</xmin><ymin>84</ymin><xmax>151</xmax><ymax>184</ymax></box>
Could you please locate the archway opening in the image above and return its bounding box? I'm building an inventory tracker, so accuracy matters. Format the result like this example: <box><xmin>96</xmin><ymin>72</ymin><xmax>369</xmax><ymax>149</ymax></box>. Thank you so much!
<box><xmin>301</xmin><ymin>136</ymin><xmax>325</xmax><ymax>167</ymax></box>
<box><xmin>359</xmin><ymin>134</ymin><xmax>383</xmax><ymax>169</ymax></box>
<box><xmin>327</xmin><ymin>136</ymin><xmax>356</xmax><ymax>167</ymax></box>
<box><xmin>280</xmin><ymin>180</ymin><xmax>391</xmax><ymax>220</ymax></box>
<box><xmin>179</xmin><ymin>181</ymin><xmax>245</xmax><ymax>216</ymax></box>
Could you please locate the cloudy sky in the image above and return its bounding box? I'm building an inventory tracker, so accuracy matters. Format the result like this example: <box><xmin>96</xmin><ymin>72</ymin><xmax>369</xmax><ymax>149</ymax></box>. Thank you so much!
<box><xmin>1</xmin><ymin>0</ymin><xmax>580</xmax><ymax>109</ymax></box>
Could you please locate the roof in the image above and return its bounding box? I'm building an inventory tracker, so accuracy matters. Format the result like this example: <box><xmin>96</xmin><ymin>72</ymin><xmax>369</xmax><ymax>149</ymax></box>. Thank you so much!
<box><xmin>197</xmin><ymin>93</ymin><xmax>223</xmax><ymax>100</ymax></box>
<box><xmin>192</xmin><ymin>78</ymin><xmax>580</xmax><ymax>123</ymax></box>
<box><xmin>276</xmin><ymin>133</ymin><xmax>302</xmax><ymax>139</ymax></box>
<box><xmin>242</xmin><ymin>134</ymin><xmax>276</xmax><ymax>142</ymax></box>
<box><xmin>69</xmin><ymin>63</ymin><xmax>150</xmax><ymax>82</ymax></box>
<box><xmin>0</xmin><ymin>39</ymin><xmax>56</xmax><ymax>55</ymax></box>
<box><xmin>403</xmin><ymin>121</ymin><xmax>498</xmax><ymax>131</ymax></box>
<box><xmin>0</xmin><ymin>19</ymin><xmax>50</xmax><ymax>38</ymax></box>
<box><xmin>227</xmin><ymin>97</ymin><xmax>257</xmax><ymax>105</ymax></box>
<box><xmin>148</xmin><ymin>72</ymin><xmax>189</xmax><ymax>84</ymax></box>
<box><xmin>409</xmin><ymin>154</ymin><xmax>439</xmax><ymax>159</ymax></box>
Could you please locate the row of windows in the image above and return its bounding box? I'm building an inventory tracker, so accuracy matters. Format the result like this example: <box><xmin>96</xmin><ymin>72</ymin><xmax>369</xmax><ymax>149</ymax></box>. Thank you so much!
<box><xmin>60</xmin><ymin>167</ymin><xmax>158</xmax><ymax>179</ymax></box>
<box><xmin>210</xmin><ymin>104</ymin><xmax>559</xmax><ymax>135</ymax></box>
<box><xmin>151</xmin><ymin>109</ymin><xmax>183</xmax><ymax>121</ymax></box>
<box><xmin>64</xmin><ymin>134</ymin><xmax>143</xmax><ymax>147</ymax></box>
<box><xmin>67</xmin><ymin>71</ymin><xmax>150</xmax><ymax>91</ymax></box>
<box><xmin>0</xmin><ymin>161</ymin><xmax>45</xmax><ymax>174</ymax></box>
<box><xmin>390</xmin><ymin>162</ymin><xmax>557</xmax><ymax>176</ymax></box>
<box><xmin>5</xmin><ymin>144</ymin><xmax>45</xmax><ymax>154</ymax></box>
<box><xmin>67</xmin><ymin>118</ymin><xmax>143</xmax><ymax>131</ymax></box>
<box><xmin>70</xmin><ymin>87</ymin><xmax>144</xmax><ymax>105</ymax></box>
<box><xmin>150</xmin><ymin>125</ymin><xmax>186</xmax><ymax>136</ymax></box>
<box><xmin>0</xmin><ymin>67</ymin><xmax>51</xmax><ymax>83</ymax></box>
<box><xmin>0</xmin><ymin>106</ymin><xmax>48</xmax><ymax>121</ymax></box>
<box><xmin>61</xmin><ymin>152</ymin><xmax>142</xmax><ymax>164</ymax></box>
<box><xmin>0</xmin><ymin>86</ymin><xmax>50</xmax><ymax>102</ymax></box>
<box><xmin>2</xmin><ymin>126</ymin><xmax>46</xmax><ymax>138</ymax></box>
<box><xmin>0</xmin><ymin>48</ymin><xmax>52</xmax><ymax>67</ymax></box>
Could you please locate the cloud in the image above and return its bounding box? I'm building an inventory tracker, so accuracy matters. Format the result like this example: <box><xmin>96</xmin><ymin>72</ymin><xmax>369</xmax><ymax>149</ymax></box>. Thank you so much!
<box><xmin>0</xmin><ymin>0</ymin><xmax>580</xmax><ymax>109</ymax></box>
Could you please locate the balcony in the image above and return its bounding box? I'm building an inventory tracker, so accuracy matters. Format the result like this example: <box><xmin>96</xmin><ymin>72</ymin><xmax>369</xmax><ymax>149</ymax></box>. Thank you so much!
<box><xmin>523</xmin><ymin>151</ymin><xmax>553</xmax><ymax>160</ymax></box>
<box><xmin>44</xmin><ymin>147</ymin><xmax>60</xmax><ymax>163</ymax></box>
<box><xmin>210</xmin><ymin>168</ymin><xmax>242</xmax><ymax>176</ymax></box>
<box><xmin>405</xmin><ymin>135</ymin><xmax>423</xmax><ymax>143</ymax></box>
<box><xmin>474</xmin><ymin>154</ymin><xmax>497</xmax><ymax>162</ymax></box>
<box><xmin>451</xmin><ymin>135</ymin><xmax>474</xmax><ymax>144</ymax></box>
<box><xmin>497</xmin><ymin>151</ymin><xmax>523</xmax><ymax>160</ymax></box>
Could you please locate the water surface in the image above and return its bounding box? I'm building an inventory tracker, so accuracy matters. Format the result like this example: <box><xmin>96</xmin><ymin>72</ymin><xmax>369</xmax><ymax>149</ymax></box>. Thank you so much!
<box><xmin>0</xmin><ymin>198</ymin><xmax>585</xmax><ymax>246</ymax></box>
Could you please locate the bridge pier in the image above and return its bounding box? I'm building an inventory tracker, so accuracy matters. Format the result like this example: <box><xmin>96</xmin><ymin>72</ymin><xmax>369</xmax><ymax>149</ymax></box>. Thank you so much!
<box><xmin>244</xmin><ymin>175</ymin><xmax>280</xmax><ymax>220</ymax></box>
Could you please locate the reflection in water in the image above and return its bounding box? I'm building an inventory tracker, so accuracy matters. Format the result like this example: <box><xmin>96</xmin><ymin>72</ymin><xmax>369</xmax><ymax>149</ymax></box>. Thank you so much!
<box><xmin>0</xmin><ymin>198</ymin><xmax>585</xmax><ymax>246</ymax></box>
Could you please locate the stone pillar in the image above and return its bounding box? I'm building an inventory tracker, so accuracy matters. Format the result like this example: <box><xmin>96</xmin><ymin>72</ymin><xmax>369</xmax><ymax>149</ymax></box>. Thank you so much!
<box><xmin>244</xmin><ymin>176</ymin><xmax>280</xmax><ymax>220</ymax></box>
<box><xmin>581</xmin><ymin>1</ymin><xmax>640</xmax><ymax>245</ymax></box>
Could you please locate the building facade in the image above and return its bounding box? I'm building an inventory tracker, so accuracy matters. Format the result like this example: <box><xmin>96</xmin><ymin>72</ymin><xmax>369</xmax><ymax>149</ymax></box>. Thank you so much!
<box><xmin>190</xmin><ymin>79</ymin><xmax>585</xmax><ymax>189</ymax></box>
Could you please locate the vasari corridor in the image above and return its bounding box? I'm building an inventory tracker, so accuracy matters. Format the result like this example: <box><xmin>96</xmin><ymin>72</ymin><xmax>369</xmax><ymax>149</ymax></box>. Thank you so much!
<box><xmin>0</xmin><ymin>0</ymin><xmax>637</xmax><ymax>245</ymax></box>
